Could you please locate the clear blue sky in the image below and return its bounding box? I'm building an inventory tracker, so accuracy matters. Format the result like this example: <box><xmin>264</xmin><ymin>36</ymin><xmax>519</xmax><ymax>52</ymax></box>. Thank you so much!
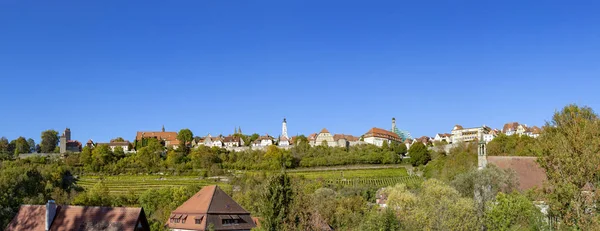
<box><xmin>1</xmin><ymin>1</ymin><xmax>599</xmax><ymax>143</ymax></box>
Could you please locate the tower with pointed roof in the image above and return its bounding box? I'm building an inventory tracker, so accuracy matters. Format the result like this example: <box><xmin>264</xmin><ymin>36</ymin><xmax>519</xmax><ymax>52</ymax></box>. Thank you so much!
<box><xmin>281</xmin><ymin>118</ymin><xmax>288</xmax><ymax>139</ymax></box>
<box><xmin>162</xmin><ymin>125</ymin><xmax>165</xmax><ymax>132</ymax></box>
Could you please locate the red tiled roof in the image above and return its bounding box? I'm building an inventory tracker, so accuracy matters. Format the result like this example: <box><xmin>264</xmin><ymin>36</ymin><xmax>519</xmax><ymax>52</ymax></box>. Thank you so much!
<box><xmin>453</xmin><ymin>125</ymin><xmax>464</xmax><ymax>130</ymax></box>
<box><xmin>363</xmin><ymin>127</ymin><xmax>401</xmax><ymax>142</ymax></box>
<box><xmin>487</xmin><ymin>156</ymin><xmax>547</xmax><ymax>191</ymax></box>
<box><xmin>307</xmin><ymin>133</ymin><xmax>317</xmax><ymax>141</ymax></box>
<box><xmin>531</xmin><ymin>126</ymin><xmax>542</xmax><ymax>134</ymax></box>
<box><xmin>167</xmin><ymin>185</ymin><xmax>256</xmax><ymax>231</ymax></box>
<box><xmin>5</xmin><ymin>205</ymin><xmax>148</xmax><ymax>231</ymax></box>
<box><xmin>333</xmin><ymin>134</ymin><xmax>359</xmax><ymax>142</ymax></box>
<box><xmin>136</xmin><ymin>131</ymin><xmax>178</xmax><ymax>142</ymax></box>
<box><xmin>223</xmin><ymin>136</ymin><xmax>241</xmax><ymax>143</ymax></box>
<box><xmin>502</xmin><ymin>122</ymin><xmax>520</xmax><ymax>133</ymax></box>
<box><xmin>320</xmin><ymin>128</ymin><xmax>330</xmax><ymax>134</ymax></box>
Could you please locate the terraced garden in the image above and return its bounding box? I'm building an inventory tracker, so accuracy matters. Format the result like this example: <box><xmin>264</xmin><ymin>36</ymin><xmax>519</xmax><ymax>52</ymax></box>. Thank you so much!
<box><xmin>77</xmin><ymin>175</ymin><xmax>229</xmax><ymax>195</ymax></box>
<box><xmin>78</xmin><ymin>167</ymin><xmax>421</xmax><ymax>195</ymax></box>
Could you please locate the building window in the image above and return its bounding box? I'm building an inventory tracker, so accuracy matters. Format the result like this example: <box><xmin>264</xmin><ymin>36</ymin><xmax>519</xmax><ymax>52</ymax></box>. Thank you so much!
<box><xmin>195</xmin><ymin>219</ymin><xmax>201</xmax><ymax>224</ymax></box>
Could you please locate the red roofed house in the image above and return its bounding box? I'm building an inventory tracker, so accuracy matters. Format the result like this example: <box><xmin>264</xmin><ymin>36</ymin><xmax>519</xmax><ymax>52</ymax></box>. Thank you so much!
<box><xmin>5</xmin><ymin>200</ymin><xmax>150</xmax><ymax>231</ymax></box>
<box><xmin>363</xmin><ymin>127</ymin><xmax>402</xmax><ymax>147</ymax></box>
<box><xmin>135</xmin><ymin>126</ymin><xmax>180</xmax><ymax>149</ymax></box>
<box><xmin>315</xmin><ymin>128</ymin><xmax>336</xmax><ymax>146</ymax></box>
<box><xmin>166</xmin><ymin>185</ymin><xmax>257</xmax><ymax>231</ymax></box>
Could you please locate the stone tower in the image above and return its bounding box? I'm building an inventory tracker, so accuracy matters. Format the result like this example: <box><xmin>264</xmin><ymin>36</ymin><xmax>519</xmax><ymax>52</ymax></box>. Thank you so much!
<box><xmin>63</xmin><ymin>128</ymin><xmax>71</xmax><ymax>141</ymax></box>
<box><xmin>282</xmin><ymin>118</ymin><xmax>288</xmax><ymax>139</ymax></box>
<box><xmin>477</xmin><ymin>127</ymin><xmax>487</xmax><ymax>170</ymax></box>
<box><xmin>392</xmin><ymin>117</ymin><xmax>397</xmax><ymax>132</ymax></box>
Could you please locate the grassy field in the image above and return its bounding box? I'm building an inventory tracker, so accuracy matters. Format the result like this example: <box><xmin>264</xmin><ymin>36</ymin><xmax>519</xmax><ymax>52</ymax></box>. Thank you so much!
<box><xmin>78</xmin><ymin>166</ymin><xmax>419</xmax><ymax>195</ymax></box>
<box><xmin>77</xmin><ymin>175</ymin><xmax>229</xmax><ymax>195</ymax></box>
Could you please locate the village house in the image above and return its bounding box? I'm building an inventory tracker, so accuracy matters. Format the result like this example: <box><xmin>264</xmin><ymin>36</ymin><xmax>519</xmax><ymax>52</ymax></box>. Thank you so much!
<box><xmin>433</xmin><ymin>133</ymin><xmax>452</xmax><ymax>144</ymax></box>
<box><xmin>314</xmin><ymin>128</ymin><xmax>335</xmax><ymax>146</ymax></box>
<box><xmin>166</xmin><ymin>185</ymin><xmax>257</xmax><ymax>231</ymax></box>
<box><xmin>278</xmin><ymin>136</ymin><xmax>290</xmax><ymax>146</ymax></box>
<box><xmin>363</xmin><ymin>127</ymin><xmax>402</xmax><ymax>147</ymax></box>
<box><xmin>412</xmin><ymin>136</ymin><xmax>432</xmax><ymax>146</ymax></box>
<box><xmin>87</xmin><ymin>139</ymin><xmax>133</xmax><ymax>152</ymax></box>
<box><xmin>451</xmin><ymin>125</ymin><xmax>491</xmax><ymax>143</ymax></box>
<box><xmin>5</xmin><ymin>200</ymin><xmax>150</xmax><ymax>231</ymax></box>
<box><xmin>252</xmin><ymin>134</ymin><xmax>274</xmax><ymax>147</ymax></box>
<box><xmin>135</xmin><ymin>126</ymin><xmax>180</xmax><ymax>149</ymax></box>
<box><xmin>223</xmin><ymin>135</ymin><xmax>244</xmax><ymax>147</ymax></box>
<box><xmin>502</xmin><ymin>122</ymin><xmax>542</xmax><ymax>138</ymax></box>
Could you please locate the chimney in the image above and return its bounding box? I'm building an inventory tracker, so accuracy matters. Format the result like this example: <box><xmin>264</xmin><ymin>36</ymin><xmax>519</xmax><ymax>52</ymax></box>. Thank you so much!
<box><xmin>46</xmin><ymin>200</ymin><xmax>57</xmax><ymax>231</ymax></box>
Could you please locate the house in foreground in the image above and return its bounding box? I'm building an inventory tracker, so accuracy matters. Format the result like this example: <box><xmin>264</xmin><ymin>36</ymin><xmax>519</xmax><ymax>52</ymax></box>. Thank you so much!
<box><xmin>5</xmin><ymin>200</ymin><xmax>150</xmax><ymax>231</ymax></box>
<box><xmin>166</xmin><ymin>185</ymin><xmax>257</xmax><ymax>231</ymax></box>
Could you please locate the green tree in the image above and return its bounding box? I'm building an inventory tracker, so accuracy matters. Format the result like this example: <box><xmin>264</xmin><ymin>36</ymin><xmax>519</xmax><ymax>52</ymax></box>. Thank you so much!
<box><xmin>536</xmin><ymin>104</ymin><xmax>600</xmax><ymax>229</ymax></box>
<box><xmin>13</xmin><ymin>137</ymin><xmax>29</xmax><ymax>155</ymax></box>
<box><xmin>112</xmin><ymin>137</ymin><xmax>125</xmax><ymax>142</ymax></box>
<box><xmin>261</xmin><ymin>172</ymin><xmax>293</xmax><ymax>231</ymax></box>
<box><xmin>0</xmin><ymin>137</ymin><xmax>9</xmax><ymax>159</ymax></box>
<box><xmin>408</xmin><ymin>142</ymin><xmax>430</xmax><ymax>166</ymax></box>
<box><xmin>26</xmin><ymin>138</ymin><xmax>35</xmax><ymax>153</ymax></box>
<box><xmin>40</xmin><ymin>130</ymin><xmax>59</xmax><ymax>153</ymax></box>
<box><xmin>360</xmin><ymin>208</ymin><xmax>400</xmax><ymax>231</ymax></box>
<box><xmin>91</xmin><ymin>144</ymin><xmax>114</xmax><ymax>170</ymax></box>
<box><xmin>79</xmin><ymin>146</ymin><xmax>93</xmax><ymax>165</ymax></box>
<box><xmin>382</xmin><ymin>140</ymin><xmax>389</xmax><ymax>150</ymax></box>
<box><xmin>484</xmin><ymin>192</ymin><xmax>546</xmax><ymax>231</ymax></box>
<box><xmin>177</xmin><ymin>129</ymin><xmax>194</xmax><ymax>148</ymax></box>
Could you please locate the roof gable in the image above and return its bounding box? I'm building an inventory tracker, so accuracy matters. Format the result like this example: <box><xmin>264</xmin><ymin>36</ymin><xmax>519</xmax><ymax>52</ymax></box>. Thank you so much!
<box><xmin>5</xmin><ymin>205</ymin><xmax>145</xmax><ymax>231</ymax></box>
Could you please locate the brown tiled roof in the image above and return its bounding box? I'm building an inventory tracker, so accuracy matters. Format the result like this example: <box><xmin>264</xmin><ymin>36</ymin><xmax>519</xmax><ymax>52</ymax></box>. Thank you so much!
<box><xmin>223</xmin><ymin>136</ymin><xmax>241</xmax><ymax>143</ymax></box>
<box><xmin>453</xmin><ymin>125</ymin><xmax>464</xmax><ymax>130</ymax></box>
<box><xmin>333</xmin><ymin>134</ymin><xmax>359</xmax><ymax>142</ymax></box>
<box><xmin>531</xmin><ymin>126</ymin><xmax>542</xmax><ymax>134</ymax></box>
<box><xmin>502</xmin><ymin>122</ymin><xmax>520</xmax><ymax>133</ymax></box>
<box><xmin>135</xmin><ymin>131</ymin><xmax>178</xmax><ymax>142</ymax></box>
<box><xmin>167</xmin><ymin>185</ymin><xmax>256</xmax><ymax>231</ymax></box>
<box><xmin>307</xmin><ymin>133</ymin><xmax>317</xmax><ymax>141</ymax></box>
<box><xmin>404</xmin><ymin>138</ymin><xmax>413</xmax><ymax>144</ymax></box>
<box><xmin>279</xmin><ymin>136</ymin><xmax>289</xmax><ymax>142</ymax></box>
<box><xmin>66</xmin><ymin>140</ymin><xmax>81</xmax><ymax>148</ymax></box>
<box><xmin>320</xmin><ymin>128</ymin><xmax>330</xmax><ymax>134</ymax></box>
<box><xmin>363</xmin><ymin>127</ymin><xmax>401</xmax><ymax>142</ymax></box>
<box><xmin>487</xmin><ymin>156</ymin><xmax>547</xmax><ymax>191</ymax></box>
<box><xmin>5</xmin><ymin>205</ymin><xmax>148</xmax><ymax>231</ymax></box>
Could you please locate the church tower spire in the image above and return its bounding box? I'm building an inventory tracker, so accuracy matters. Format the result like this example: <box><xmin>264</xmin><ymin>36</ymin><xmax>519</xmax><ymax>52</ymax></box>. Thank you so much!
<box><xmin>162</xmin><ymin>125</ymin><xmax>165</xmax><ymax>132</ymax></box>
<box><xmin>282</xmin><ymin>118</ymin><xmax>288</xmax><ymax>139</ymax></box>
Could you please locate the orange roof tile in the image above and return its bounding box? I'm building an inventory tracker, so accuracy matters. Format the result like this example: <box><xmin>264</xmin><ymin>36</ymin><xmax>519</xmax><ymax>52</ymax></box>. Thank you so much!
<box><xmin>363</xmin><ymin>127</ymin><xmax>401</xmax><ymax>142</ymax></box>
<box><xmin>320</xmin><ymin>128</ymin><xmax>330</xmax><ymax>134</ymax></box>
<box><xmin>487</xmin><ymin>156</ymin><xmax>547</xmax><ymax>191</ymax></box>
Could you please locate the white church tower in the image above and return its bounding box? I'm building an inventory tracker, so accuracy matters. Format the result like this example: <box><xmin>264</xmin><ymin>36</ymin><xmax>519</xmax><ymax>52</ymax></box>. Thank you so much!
<box><xmin>281</xmin><ymin>118</ymin><xmax>288</xmax><ymax>139</ymax></box>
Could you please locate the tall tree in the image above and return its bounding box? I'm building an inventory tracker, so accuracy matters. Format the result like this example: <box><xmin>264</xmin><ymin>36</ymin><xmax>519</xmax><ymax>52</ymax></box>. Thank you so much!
<box><xmin>261</xmin><ymin>172</ymin><xmax>294</xmax><ymax>231</ymax></box>
<box><xmin>0</xmin><ymin>137</ymin><xmax>9</xmax><ymax>154</ymax></box>
<box><xmin>40</xmin><ymin>130</ymin><xmax>59</xmax><ymax>153</ymax></box>
<box><xmin>177</xmin><ymin>129</ymin><xmax>193</xmax><ymax>148</ymax></box>
<box><xmin>537</xmin><ymin>104</ymin><xmax>600</xmax><ymax>229</ymax></box>
<box><xmin>408</xmin><ymin>142</ymin><xmax>430</xmax><ymax>166</ymax></box>
<box><xmin>26</xmin><ymin>138</ymin><xmax>35</xmax><ymax>153</ymax></box>
<box><xmin>13</xmin><ymin>137</ymin><xmax>29</xmax><ymax>155</ymax></box>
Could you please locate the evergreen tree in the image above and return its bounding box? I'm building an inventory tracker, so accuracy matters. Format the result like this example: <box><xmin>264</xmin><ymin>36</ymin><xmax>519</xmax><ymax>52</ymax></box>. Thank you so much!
<box><xmin>261</xmin><ymin>172</ymin><xmax>294</xmax><ymax>231</ymax></box>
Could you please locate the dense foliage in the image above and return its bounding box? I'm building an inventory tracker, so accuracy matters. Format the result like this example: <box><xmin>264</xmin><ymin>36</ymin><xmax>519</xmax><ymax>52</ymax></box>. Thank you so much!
<box><xmin>487</xmin><ymin>133</ymin><xmax>539</xmax><ymax>156</ymax></box>
<box><xmin>536</xmin><ymin>105</ymin><xmax>600</xmax><ymax>229</ymax></box>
